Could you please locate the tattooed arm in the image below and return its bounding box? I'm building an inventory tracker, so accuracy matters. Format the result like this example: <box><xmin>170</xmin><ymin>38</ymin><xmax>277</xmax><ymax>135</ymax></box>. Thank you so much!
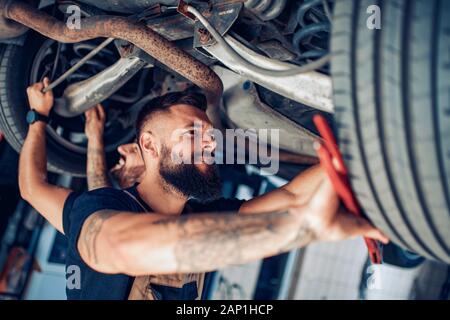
<box><xmin>77</xmin><ymin>177</ymin><xmax>389</xmax><ymax>275</ymax></box>
<box><xmin>86</xmin><ymin>138</ymin><xmax>111</xmax><ymax>190</ymax></box>
<box><xmin>19</xmin><ymin>78</ymin><xmax>71</xmax><ymax>234</ymax></box>
<box><xmin>239</xmin><ymin>164</ymin><xmax>325</xmax><ymax>214</ymax></box>
<box><xmin>85</xmin><ymin>105</ymin><xmax>112</xmax><ymax>190</ymax></box>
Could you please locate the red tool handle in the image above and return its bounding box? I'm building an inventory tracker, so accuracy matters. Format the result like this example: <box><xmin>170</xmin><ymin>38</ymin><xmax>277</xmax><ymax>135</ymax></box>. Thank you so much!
<box><xmin>313</xmin><ymin>115</ymin><xmax>382</xmax><ymax>264</ymax></box>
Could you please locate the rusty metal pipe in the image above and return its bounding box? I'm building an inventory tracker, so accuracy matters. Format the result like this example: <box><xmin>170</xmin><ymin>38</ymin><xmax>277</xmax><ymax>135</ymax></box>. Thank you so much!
<box><xmin>3</xmin><ymin>0</ymin><xmax>223</xmax><ymax>100</ymax></box>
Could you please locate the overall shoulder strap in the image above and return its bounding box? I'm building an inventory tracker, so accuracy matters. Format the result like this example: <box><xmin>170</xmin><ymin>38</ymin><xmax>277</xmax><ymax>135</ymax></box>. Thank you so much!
<box><xmin>122</xmin><ymin>190</ymin><xmax>148</xmax><ymax>212</ymax></box>
<box><xmin>123</xmin><ymin>190</ymin><xmax>205</xmax><ymax>300</ymax></box>
<box><xmin>122</xmin><ymin>189</ymin><xmax>154</xmax><ymax>300</ymax></box>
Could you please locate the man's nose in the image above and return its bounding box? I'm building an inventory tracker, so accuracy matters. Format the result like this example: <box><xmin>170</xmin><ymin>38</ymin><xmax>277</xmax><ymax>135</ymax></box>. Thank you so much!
<box><xmin>117</xmin><ymin>145</ymin><xmax>126</xmax><ymax>155</ymax></box>
<box><xmin>202</xmin><ymin>131</ymin><xmax>216</xmax><ymax>152</ymax></box>
<box><xmin>118</xmin><ymin>143</ymin><xmax>136</xmax><ymax>156</ymax></box>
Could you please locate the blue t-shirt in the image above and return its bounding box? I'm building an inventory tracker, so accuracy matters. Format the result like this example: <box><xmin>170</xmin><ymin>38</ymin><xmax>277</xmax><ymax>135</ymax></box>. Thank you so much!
<box><xmin>62</xmin><ymin>185</ymin><xmax>245</xmax><ymax>300</ymax></box>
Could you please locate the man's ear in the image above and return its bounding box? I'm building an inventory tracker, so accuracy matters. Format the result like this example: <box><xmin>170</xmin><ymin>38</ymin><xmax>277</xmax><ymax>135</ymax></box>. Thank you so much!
<box><xmin>139</xmin><ymin>131</ymin><xmax>159</xmax><ymax>159</ymax></box>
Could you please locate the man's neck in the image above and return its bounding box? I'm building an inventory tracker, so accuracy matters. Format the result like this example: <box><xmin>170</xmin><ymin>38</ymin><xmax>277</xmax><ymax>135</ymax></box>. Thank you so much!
<box><xmin>136</xmin><ymin>174</ymin><xmax>187</xmax><ymax>215</ymax></box>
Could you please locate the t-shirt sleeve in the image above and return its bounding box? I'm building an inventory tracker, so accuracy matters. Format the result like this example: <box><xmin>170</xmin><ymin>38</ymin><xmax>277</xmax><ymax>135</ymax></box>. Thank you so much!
<box><xmin>62</xmin><ymin>191</ymin><xmax>82</xmax><ymax>235</ymax></box>
<box><xmin>62</xmin><ymin>188</ymin><xmax>135</xmax><ymax>258</ymax></box>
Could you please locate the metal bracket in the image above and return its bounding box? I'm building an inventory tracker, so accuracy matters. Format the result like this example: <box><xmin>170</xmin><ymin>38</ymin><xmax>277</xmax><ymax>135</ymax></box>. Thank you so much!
<box><xmin>114</xmin><ymin>39</ymin><xmax>155</xmax><ymax>66</ymax></box>
<box><xmin>193</xmin><ymin>1</ymin><xmax>242</xmax><ymax>48</ymax></box>
<box><xmin>178</xmin><ymin>0</ymin><xmax>243</xmax><ymax>48</ymax></box>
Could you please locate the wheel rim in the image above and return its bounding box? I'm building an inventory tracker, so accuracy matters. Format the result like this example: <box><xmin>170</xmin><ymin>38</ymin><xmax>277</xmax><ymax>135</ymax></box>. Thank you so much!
<box><xmin>29</xmin><ymin>37</ymin><xmax>145</xmax><ymax>155</ymax></box>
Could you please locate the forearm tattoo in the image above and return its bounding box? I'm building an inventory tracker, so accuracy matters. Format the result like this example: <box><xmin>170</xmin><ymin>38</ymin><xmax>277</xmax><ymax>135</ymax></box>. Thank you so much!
<box><xmin>87</xmin><ymin>147</ymin><xmax>111</xmax><ymax>190</ymax></box>
<box><xmin>154</xmin><ymin>210</ymin><xmax>317</xmax><ymax>273</ymax></box>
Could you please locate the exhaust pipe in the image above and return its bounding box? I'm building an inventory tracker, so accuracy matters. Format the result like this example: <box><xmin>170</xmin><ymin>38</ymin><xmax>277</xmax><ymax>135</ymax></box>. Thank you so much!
<box><xmin>1</xmin><ymin>0</ymin><xmax>223</xmax><ymax>112</ymax></box>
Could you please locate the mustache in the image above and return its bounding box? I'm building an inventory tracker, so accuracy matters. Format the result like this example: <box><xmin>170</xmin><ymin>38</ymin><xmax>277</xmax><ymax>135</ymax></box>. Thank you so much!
<box><xmin>187</xmin><ymin>151</ymin><xmax>216</xmax><ymax>164</ymax></box>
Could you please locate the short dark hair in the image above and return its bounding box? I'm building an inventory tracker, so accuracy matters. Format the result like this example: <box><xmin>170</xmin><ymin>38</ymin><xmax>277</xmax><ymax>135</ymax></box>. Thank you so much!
<box><xmin>135</xmin><ymin>91</ymin><xmax>207</xmax><ymax>140</ymax></box>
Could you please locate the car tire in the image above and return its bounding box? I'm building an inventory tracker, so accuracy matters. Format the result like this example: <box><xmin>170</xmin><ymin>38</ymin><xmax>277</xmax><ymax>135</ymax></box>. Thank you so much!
<box><xmin>331</xmin><ymin>0</ymin><xmax>450</xmax><ymax>262</ymax></box>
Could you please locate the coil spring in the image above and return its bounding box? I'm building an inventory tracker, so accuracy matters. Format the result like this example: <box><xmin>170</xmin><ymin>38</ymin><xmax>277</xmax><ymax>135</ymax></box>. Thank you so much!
<box><xmin>244</xmin><ymin>0</ymin><xmax>288</xmax><ymax>21</ymax></box>
<box><xmin>66</xmin><ymin>42</ymin><xmax>116</xmax><ymax>83</ymax></box>
<box><xmin>66</xmin><ymin>41</ymin><xmax>148</xmax><ymax>104</ymax></box>
<box><xmin>293</xmin><ymin>0</ymin><xmax>331</xmax><ymax>64</ymax></box>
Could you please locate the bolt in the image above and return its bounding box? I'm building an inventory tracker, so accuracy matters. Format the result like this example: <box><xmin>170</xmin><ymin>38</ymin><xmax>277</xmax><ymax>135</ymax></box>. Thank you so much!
<box><xmin>242</xmin><ymin>81</ymin><xmax>251</xmax><ymax>91</ymax></box>
<box><xmin>198</xmin><ymin>27</ymin><xmax>211</xmax><ymax>44</ymax></box>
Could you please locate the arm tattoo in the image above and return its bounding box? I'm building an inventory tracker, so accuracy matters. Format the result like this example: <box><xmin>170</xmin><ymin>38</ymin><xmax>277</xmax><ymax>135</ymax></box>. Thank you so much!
<box><xmin>153</xmin><ymin>210</ymin><xmax>316</xmax><ymax>273</ymax></box>
<box><xmin>87</xmin><ymin>147</ymin><xmax>111</xmax><ymax>190</ymax></box>
<box><xmin>82</xmin><ymin>210</ymin><xmax>119</xmax><ymax>264</ymax></box>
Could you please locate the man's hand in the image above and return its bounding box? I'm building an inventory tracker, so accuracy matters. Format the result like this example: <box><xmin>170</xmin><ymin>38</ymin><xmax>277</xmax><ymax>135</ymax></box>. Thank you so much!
<box><xmin>84</xmin><ymin>104</ymin><xmax>106</xmax><ymax>140</ymax></box>
<box><xmin>26</xmin><ymin>77</ymin><xmax>53</xmax><ymax>117</ymax></box>
<box><xmin>110</xmin><ymin>143</ymin><xmax>145</xmax><ymax>188</ymax></box>
<box><xmin>240</xmin><ymin>163</ymin><xmax>388</xmax><ymax>245</ymax></box>
<box><xmin>292</xmin><ymin>176</ymin><xmax>389</xmax><ymax>244</ymax></box>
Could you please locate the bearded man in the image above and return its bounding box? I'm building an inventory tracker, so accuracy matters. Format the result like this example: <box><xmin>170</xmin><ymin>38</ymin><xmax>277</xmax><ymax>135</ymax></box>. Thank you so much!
<box><xmin>18</xmin><ymin>78</ymin><xmax>388</xmax><ymax>300</ymax></box>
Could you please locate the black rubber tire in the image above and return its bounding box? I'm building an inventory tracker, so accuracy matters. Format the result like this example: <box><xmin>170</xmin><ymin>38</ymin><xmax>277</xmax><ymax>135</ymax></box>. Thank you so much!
<box><xmin>0</xmin><ymin>29</ymin><xmax>125</xmax><ymax>177</ymax></box>
<box><xmin>0</xmin><ymin>34</ymin><xmax>87</xmax><ymax>176</ymax></box>
<box><xmin>381</xmin><ymin>243</ymin><xmax>425</xmax><ymax>269</ymax></box>
<box><xmin>332</xmin><ymin>0</ymin><xmax>450</xmax><ymax>262</ymax></box>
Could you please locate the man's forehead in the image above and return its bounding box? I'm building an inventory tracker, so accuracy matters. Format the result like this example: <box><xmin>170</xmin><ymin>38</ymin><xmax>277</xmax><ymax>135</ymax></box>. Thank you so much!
<box><xmin>144</xmin><ymin>104</ymin><xmax>212</xmax><ymax>138</ymax></box>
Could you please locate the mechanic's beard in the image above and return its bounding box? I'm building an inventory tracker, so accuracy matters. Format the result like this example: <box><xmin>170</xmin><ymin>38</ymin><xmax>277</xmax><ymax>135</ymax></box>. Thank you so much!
<box><xmin>159</xmin><ymin>145</ymin><xmax>222</xmax><ymax>202</ymax></box>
